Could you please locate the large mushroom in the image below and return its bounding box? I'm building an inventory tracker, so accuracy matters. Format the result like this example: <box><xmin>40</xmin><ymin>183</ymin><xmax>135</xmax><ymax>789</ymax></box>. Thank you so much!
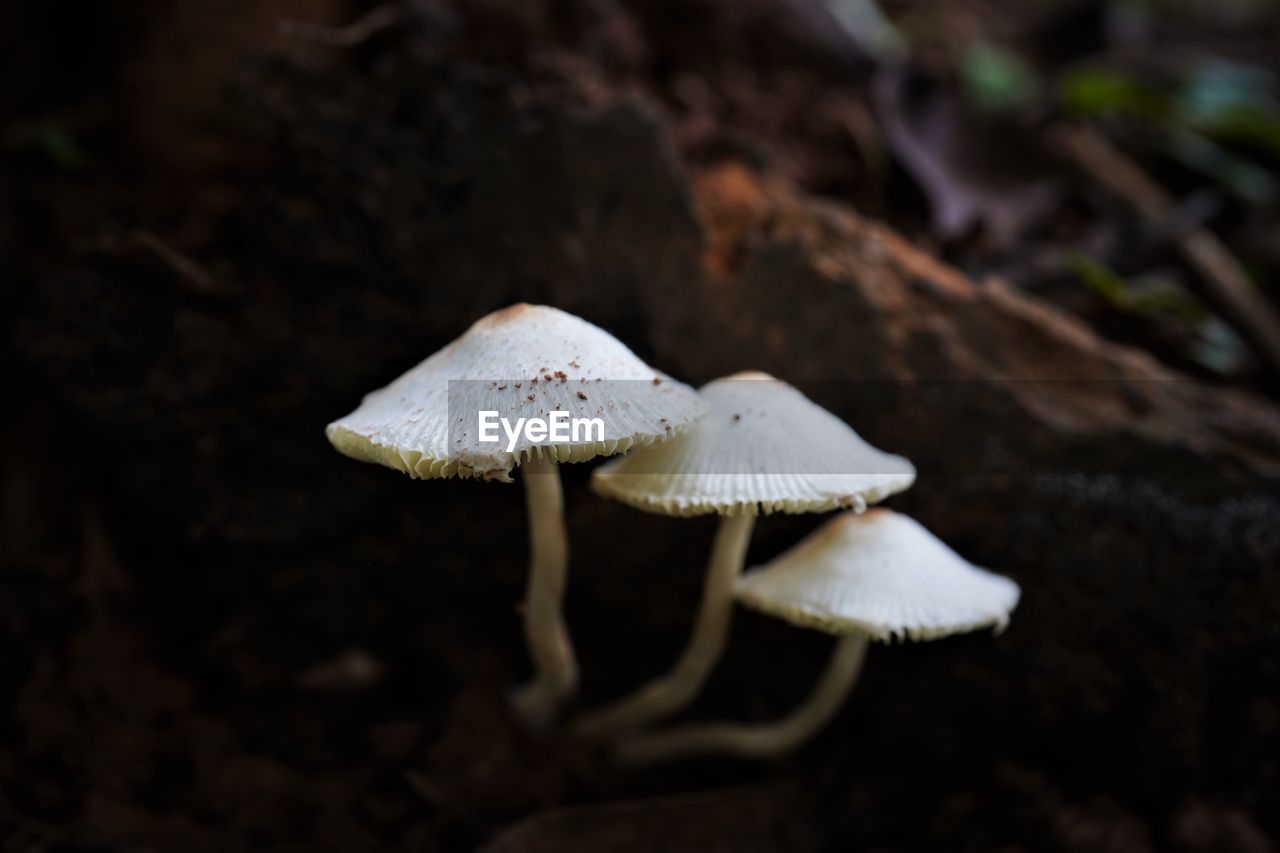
<box><xmin>616</xmin><ymin>509</ymin><xmax>1021</xmax><ymax>764</ymax></box>
<box><xmin>326</xmin><ymin>304</ymin><xmax>704</xmax><ymax>727</ymax></box>
<box><xmin>574</xmin><ymin>372</ymin><xmax>915</xmax><ymax>738</ymax></box>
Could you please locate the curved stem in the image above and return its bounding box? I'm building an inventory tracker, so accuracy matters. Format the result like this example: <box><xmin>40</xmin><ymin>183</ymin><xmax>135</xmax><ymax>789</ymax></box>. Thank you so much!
<box><xmin>574</xmin><ymin>513</ymin><xmax>756</xmax><ymax>739</ymax></box>
<box><xmin>615</xmin><ymin>634</ymin><xmax>869</xmax><ymax>766</ymax></box>
<box><xmin>510</xmin><ymin>453</ymin><xmax>577</xmax><ymax>729</ymax></box>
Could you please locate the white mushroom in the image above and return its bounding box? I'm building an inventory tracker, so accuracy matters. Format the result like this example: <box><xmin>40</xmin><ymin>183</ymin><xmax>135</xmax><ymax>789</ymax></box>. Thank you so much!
<box><xmin>617</xmin><ymin>509</ymin><xmax>1021</xmax><ymax>765</ymax></box>
<box><xmin>326</xmin><ymin>304</ymin><xmax>705</xmax><ymax>727</ymax></box>
<box><xmin>574</xmin><ymin>372</ymin><xmax>915</xmax><ymax>738</ymax></box>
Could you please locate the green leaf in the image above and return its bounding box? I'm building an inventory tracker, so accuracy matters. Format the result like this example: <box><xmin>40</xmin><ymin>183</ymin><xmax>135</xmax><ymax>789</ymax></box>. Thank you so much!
<box><xmin>962</xmin><ymin>41</ymin><xmax>1038</xmax><ymax>113</ymax></box>
<box><xmin>1164</xmin><ymin>131</ymin><xmax>1279</xmax><ymax>206</ymax></box>
<box><xmin>1068</xmin><ymin>255</ymin><xmax>1130</xmax><ymax>306</ymax></box>
<box><xmin>1069</xmin><ymin>256</ymin><xmax>1204</xmax><ymax>321</ymax></box>
<box><xmin>1057</xmin><ymin>67</ymin><xmax>1167</xmax><ymax>121</ymax></box>
<box><xmin>38</xmin><ymin>129</ymin><xmax>87</xmax><ymax>172</ymax></box>
<box><xmin>1176</xmin><ymin>59</ymin><xmax>1280</xmax><ymax>159</ymax></box>
<box><xmin>1188</xmin><ymin>316</ymin><xmax>1249</xmax><ymax>375</ymax></box>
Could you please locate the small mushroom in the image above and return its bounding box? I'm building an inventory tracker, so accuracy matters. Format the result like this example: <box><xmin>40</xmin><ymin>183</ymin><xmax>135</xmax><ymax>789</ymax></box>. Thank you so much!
<box><xmin>616</xmin><ymin>509</ymin><xmax>1021</xmax><ymax>765</ymax></box>
<box><xmin>574</xmin><ymin>372</ymin><xmax>915</xmax><ymax>738</ymax></box>
<box><xmin>326</xmin><ymin>304</ymin><xmax>704</xmax><ymax>727</ymax></box>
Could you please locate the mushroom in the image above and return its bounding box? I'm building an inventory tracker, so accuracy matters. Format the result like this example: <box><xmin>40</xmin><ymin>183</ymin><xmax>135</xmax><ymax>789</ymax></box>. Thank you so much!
<box><xmin>616</xmin><ymin>509</ymin><xmax>1021</xmax><ymax>765</ymax></box>
<box><xmin>326</xmin><ymin>304</ymin><xmax>704</xmax><ymax>727</ymax></box>
<box><xmin>574</xmin><ymin>372</ymin><xmax>915</xmax><ymax>738</ymax></box>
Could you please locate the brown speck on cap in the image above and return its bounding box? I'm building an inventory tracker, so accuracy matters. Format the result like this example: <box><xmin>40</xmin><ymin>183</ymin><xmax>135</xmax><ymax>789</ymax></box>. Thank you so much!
<box><xmin>326</xmin><ymin>304</ymin><xmax>710</xmax><ymax>483</ymax></box>
<box><xmin>652</xmin><ymin>377</ymin><xmax>662</xmax><ymax>385</ymax></box>
<box><xmin>733</xmin><ymin>413</ymin><xmax>741</xmax><ymax>422</ymax></box>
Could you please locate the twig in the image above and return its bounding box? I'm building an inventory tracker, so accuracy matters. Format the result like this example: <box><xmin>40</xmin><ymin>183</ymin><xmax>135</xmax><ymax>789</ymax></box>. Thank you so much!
<box><xmin>278</xmin><ymin>4</ymin><xmax>403</xmax><ymax>48</ymax></box>
<box><xmin>1052</xmin><ymin>123</ymin><xmax>1280</xmax><ymax>375</ymax></box>
<box><xmin>824</xmin><ymin>0</ymin><xmax>907</xmax><ymax>62</ymax></box>
<box><xmin>132</xmin><ymin>229</ymin><xmax>220</xmax><ymax>294</ymax></box>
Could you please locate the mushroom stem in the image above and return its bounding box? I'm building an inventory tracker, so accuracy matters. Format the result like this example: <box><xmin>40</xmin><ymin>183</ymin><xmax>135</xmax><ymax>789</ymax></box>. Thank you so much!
<box><xmin>614</xmin><ymin>634</ymin><xmax>869</xmax><ymax>766</ymax></box>
<box><xmin>510</xmin><ymin>452</ymin><xmax>578</xmax><ymax>729</ymax></box>
<box><xmin>574</xmin><ymin>513</ymin><xmax>756</xmax><ymax>739</ymax></box>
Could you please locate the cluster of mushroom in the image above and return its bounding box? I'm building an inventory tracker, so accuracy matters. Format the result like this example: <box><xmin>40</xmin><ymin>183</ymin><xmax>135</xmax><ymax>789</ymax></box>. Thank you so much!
<box><xmin>327</xmin><ymin>304</ymin><xmax>1021</xmax><ymax>761</ymax></box>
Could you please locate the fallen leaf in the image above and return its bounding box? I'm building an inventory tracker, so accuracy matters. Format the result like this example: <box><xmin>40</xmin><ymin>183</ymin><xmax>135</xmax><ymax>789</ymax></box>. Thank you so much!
<box><xmin>874</xmin><ymin>64</ymin><xmax>1058</xmax><ymax>246</ymax></box>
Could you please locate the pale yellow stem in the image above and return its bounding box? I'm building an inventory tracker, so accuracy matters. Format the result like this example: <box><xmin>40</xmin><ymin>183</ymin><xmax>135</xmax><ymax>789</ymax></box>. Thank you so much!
<box><xmin>573</xmin><ymin>513</ymin><xmax>756</xmax><ymax>739</ymax></box>
<box><xmin>615</xmin><ymin>634</ymin><xmax>869</xmax><ymax>766</ymax></box>
<box><xmin>510</xmin><ymin>453</ymin><xmax>577</xmax><ymax>729</ymax></box>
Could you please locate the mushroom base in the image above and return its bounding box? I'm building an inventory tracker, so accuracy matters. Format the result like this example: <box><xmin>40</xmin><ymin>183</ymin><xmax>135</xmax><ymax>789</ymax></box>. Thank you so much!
<box><xmin>614</xmin><ymin>634</ymin><xmax>869</xmax><ymax>765</ymax></box>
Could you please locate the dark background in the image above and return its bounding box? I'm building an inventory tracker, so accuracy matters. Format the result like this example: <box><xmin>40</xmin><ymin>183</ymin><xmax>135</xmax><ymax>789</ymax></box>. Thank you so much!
<box><xmin>3</xmin><ymin>1</ymin><xmax>1280</xmax><ymax>850</ymax></box>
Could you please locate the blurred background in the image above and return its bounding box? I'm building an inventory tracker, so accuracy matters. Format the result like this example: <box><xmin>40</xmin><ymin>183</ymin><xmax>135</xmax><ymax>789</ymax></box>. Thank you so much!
<box><xmin>3</xmin><ymin>0</ymin><xmax>1279</xmax><ymax>850</ymax></box>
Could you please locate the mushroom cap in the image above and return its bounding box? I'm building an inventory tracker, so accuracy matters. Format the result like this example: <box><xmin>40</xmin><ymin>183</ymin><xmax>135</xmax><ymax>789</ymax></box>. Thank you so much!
<box><xmin>326</xmin><ymin>304</ymin><xmax>706</xmax><ymax>481</ymax></box>
<box><xmin>735</xmin><ymin>509</ymin><xmax>1021</xmax><ymax>641</ymax></box>
<box><xmin>590</xmin><ymin>372</ymin><xmax>915</xmax><ymax>516</ymax></box>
